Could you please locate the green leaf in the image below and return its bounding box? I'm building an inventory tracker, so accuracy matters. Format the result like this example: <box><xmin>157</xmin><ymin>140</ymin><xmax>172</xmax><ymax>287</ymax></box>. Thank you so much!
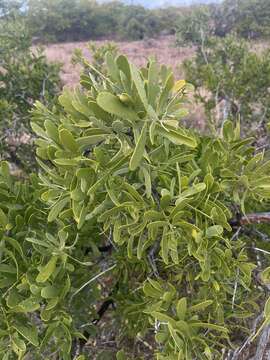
<box><xmin>116</xmin><ymin>55</ymin><xmax>131</xmax><ymax>81</ymax></box>
<box><xmin>0</xmin><ymin>208</ymin><xmax>8</xmax><ymax>228</ymax></box>
<box><xmin>17</xmin><ymin>297</ymin><xmax>40</xmax><ymax>312</ymax></box>
<box><xmin>173</xmin><ymin>79</ymin><xmax>186</xmax><ymax>93</ymax></box>
<box><xmin>48</xmin><ymin>197</ymin><xmax>69</xmax><ymax>222</ymax></box>
<box><xmin>129</xmin><ymin>123</ymin><xmax>148</xmax><ymax>171</ymax></box>
<box><xmin>77</xmin><ymin>135</ymin><xmax>106</xmax><ymax>150</ymax></box>
<box><xmin>143</xmin><ymin>282</ymin><xmax>162</xmax><ymax>298</ymax></box>
<box><xmin>189</xmin><ymin>300</ymin><xmax>213</xmax><ymax>312</ymax></box>
<box><xmin>168</xmin><ymin>323</ymin><xmax>184</xmax><ymax>350</ymax></box>
<box><xmin>116</xmin><ymin>350</ymin><xmax>126</xmax><ymax>360</ymax></box>
<box><xmin>12</xmin><ymin>334</ymin><xmax>26</xmax><ymax>352</ymax></box>
<box><xmin>264</xmin><ymin>297</ymin><xmax>270</xmax><ymax>317</ymax></box>
<box><xmin>261</xmin><ymin>267</ymin><xmax>270</xmax><ymax>284</ymax></box>
<box><xmin>205</xmin><ymin>225</ymin><xmax>223</xmax><ymax>238</ymax></box>
<box><xmin>150</xmin><ymin>312</ymin><xmax>176</xmax><ymax>326</ymax></box>
<box><xmin>36</xmin><ymin>256</ymin><xmax>58</xmax><ymax>283</ymax></box>
<box><xmin>7</xmin><ymin>289</ymin><xmax>23</xmax><ymax>308</ymax></box>
<box><xmin>142</xmin><ymin>166</ymin><xmax>152</xmax><ymax>198</ymax></box>
<box><xmin>158</xmin><ymin>72</ymin><xmax>174</xmax><ymax>111</ymax></box>
<box><xmin>53</xmin><ymin>158</ymin><xmax>78</xmax><ymax>166</ymax></box>
<box><xmin>44</xmin><ymin>120</ymin><xmax>59</xmax><ymax>143</ymax></box>
<box><xmin>147</xmin><ymin>61</ymin><xmax>159</xmax><ymax>107</ymax></box>
<box><xmin>176</xmin><ymin>297</ymin><xmax>187</xmax><ymax>321</ymax></box>
<box><xmin>130</xmin><ymin>63</ymin><xmax>148</xmax><ymax>109</ymax></box>
<box><xmin>97</xmin><ymin>92</ymin><xmax>137</xmax><ymax>122</ymax></box>
<box><xmin>0</xmin><ymin>264</ymin><xmax>17</xmax><ymax>273</ymax></box>
<box><xmin>41</xmin><ymin>285</ymin><xmax>60</xmax><ymax>299</ymax></box>
<box><xmin>1</xmin><ymin>161</ymin><xmax>11</xmax><ymax>185</ymax></box>
<box><xmin>158</xmin><ymin>124</ymin><xmax>197</xmax><ymax>148</ymax></box>
<box><xmin>161</xmin><ymin>225</ymin><xmax>169</xmax><ymax>265</ymax></box>
<box><xmin>105</xmin><ymin>51</ymin><xmax>119</xmax><ymax>82</ymax></box>
<box><xmin>59</xmin><ymin>129</ymin><xmax>79</xmax><ymax>152</ymax></box>
<box><xmin>13</xmin><ymin>323</ymin><xmax>39</xmax><ymax>347</ymax></box>
<box><xmin>31</xmin><ymin>122</ymin><xmax>48</xmax><ymax>139</ymax></box>
<box><xmin>191</xmin><ymin>322</ymin><xmax>228</xmax><ymax>333</ymax></box>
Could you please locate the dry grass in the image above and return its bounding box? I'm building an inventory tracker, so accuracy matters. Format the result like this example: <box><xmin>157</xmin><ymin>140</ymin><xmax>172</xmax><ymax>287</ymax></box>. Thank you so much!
<box><xmin>44</xmin><ymin>35</ymin><xmax>195</xmax><ymax>87</ymax></box>
<box><xmin>43</xmin><ymin>36</ymin><xmax>206</xmax><ymax>129</ymax></box>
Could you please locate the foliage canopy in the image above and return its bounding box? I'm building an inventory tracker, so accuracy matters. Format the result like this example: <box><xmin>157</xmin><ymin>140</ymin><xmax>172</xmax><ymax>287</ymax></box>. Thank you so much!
<box><xmin>0</xmin><ymin>50</ymin><xmax>270</xmax><ymax>359</ymax></box>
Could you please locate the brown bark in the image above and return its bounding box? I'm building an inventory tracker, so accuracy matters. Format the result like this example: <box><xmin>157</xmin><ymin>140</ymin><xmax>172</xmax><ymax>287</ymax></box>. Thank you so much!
<box><xmin>230</xmin><ymin>212</ymin><xmax>270</xmax><ymax>226</ymax></box>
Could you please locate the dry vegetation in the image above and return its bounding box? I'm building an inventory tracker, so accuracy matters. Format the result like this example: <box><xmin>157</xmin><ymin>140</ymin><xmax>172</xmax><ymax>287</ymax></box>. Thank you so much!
<box><xmin>44</xmin><ymin>36</ymin><xmax>195</xmax><ymax>86</ymax></box>
<box><xmin>44</xmin><ymin>36</ymin><xmax>206</xmax><ymax>129</ymax></box>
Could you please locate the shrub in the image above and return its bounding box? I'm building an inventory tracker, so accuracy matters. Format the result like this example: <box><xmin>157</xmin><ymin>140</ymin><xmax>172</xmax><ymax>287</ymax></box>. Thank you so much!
<box><xmin>0</xmin><ymin>52</ymin><xmax>270</xmax><ymax>359</ymax></box>
<box><xmin>175</xmin><ymin>5</ymin><xmax>213</xmax><ymax>46</ymax></box>
<box><xmin>183</xmin><ymin>35</ymin><xmax>270</xmax><ymax>135</ymax></box>
<box><xmin>0</xmin><ymin>17</ymin><xmax>61</xmax><ymax>170</ymax></box>
<box><xmin>175</xmin><ymin>0</ymin><xmax>270</xmax><ymax>45</ymax></box>
<box><xmin>213</xmin><ymin>0</ymin><xmax>270</xmax><ymax>39</ymax></box>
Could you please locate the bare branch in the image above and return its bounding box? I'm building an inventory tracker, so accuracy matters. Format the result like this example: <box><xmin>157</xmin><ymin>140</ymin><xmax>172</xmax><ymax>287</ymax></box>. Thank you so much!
<box><xmin>230</xmin><ymin>212</ymin><xmax>270</xmax><ymax>226</ymax></box>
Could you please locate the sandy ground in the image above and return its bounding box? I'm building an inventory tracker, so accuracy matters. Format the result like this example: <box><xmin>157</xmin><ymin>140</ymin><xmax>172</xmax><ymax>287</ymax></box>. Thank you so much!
<box><xmin>44</xmin><ymin>36</ymin><xmax>195</xmax><ymax>87</ymax></box>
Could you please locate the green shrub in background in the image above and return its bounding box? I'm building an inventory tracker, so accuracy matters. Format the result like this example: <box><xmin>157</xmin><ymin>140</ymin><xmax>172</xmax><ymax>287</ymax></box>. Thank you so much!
<box><xmin>175</xmin><ymin>5</ymin><xmax>212</xmax><ymax>46</ymax></box>
<box><xmin>213</xmin><ymin>0</ymin><xmax>270</xmax><ymax>39</ymax></box>
<box><xmin>175</xmin><ymin>0</ymin><xmax>270</xmax><ymax>47</ymax></box>
<box><xmin>0</xmin><ymin>51</ymin><xmax>270</xmax><ymax>359</ymax></box>
<box><xmin>0</xmin><ymin>17</ymin><xmax>61</xmax><ymax>170</ymax></box>
<box><xmin>183</xmin><ymin>35</ymin><xmax>270</xmax><ymax>137</ymax></box>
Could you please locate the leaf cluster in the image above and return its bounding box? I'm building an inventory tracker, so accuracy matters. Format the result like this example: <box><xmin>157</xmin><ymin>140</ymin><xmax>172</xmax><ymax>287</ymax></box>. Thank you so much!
<box><xmin>0</xmin><ymin>51</ymin><xmax>270</xmax><ymax>359</ymax></box>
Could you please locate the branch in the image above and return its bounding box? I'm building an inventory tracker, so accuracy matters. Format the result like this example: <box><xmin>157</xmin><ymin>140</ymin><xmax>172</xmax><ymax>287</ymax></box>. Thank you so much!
<box><xmin>230</xmin><ymin>212</ymin><xmax>270</xmax><ymax>227</ymax></box>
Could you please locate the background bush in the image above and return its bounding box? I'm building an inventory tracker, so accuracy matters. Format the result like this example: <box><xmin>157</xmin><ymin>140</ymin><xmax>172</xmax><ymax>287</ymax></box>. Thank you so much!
<box><xmin>183</xmin><ymin>34</ymin><xmax>270</xmax><ymax>139</ymax></box>
<box><xmin>0</xmin><ymin>16</ymin><xmax>61</xmax><ymax>170</ymax></box>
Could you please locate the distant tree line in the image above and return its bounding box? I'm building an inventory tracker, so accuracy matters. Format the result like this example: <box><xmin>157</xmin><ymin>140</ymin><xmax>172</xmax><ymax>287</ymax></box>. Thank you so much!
<box><xmin>1</xmin><ymin>0</ymin><xmax>270</xmax><ymax>43</ymax></box>
<box><xmin>0</xmin><ymin>0</ymin><xmax>182</xmax><ymax>42</ymax></box>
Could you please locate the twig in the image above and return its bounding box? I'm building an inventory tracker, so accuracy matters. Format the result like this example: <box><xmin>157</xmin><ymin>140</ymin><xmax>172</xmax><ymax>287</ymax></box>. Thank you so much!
<box><xmin>231</xmin><ymin>227</ymin><xmax>241</xmax><ymax>241</ymax></box>
<box><xmin>252</xmin><ymin>242</ymin><xmax>262</xmax><ymax>268</ymax></box>
<box><xmin>254</xmin><ymin>324</ymin><xmax>270</xmax><ymax>360</ymax></box>
<box><xmin>147</xmin><ymin>241</ymin><xmax>160</xmax><ymax>278</ymax></box>
<box><xmin>200</xmin><ymin>28</ymin><xmax>209</xmax><ymax>65</ymax></box>
<box><xmin>232</xmin><ymin>268</ymin><xmax>239</xmax><ymax>310</ymax></box>
<box><xmin>70</xmin><ymin>264</ymin><xmax>116</xmax><ymax>303</ymax></box>
<box><xmin>254</xmin><ymin>247</ymin><xmax>270</xmax><ymax>256</ymax></box>
<box><xmin>92</xmin><ymin>299</ymin><xmax>114</xmax><ymax>325</ymax></box>
<box><xmin>230</xmin><ymin>212</ymin><xmax>270</xmax><ymax>226</ymax></box>
<box><xmin>230</xmin><ymin>314</ymin><xmax>263</xmax><ymax>360</ymax></box>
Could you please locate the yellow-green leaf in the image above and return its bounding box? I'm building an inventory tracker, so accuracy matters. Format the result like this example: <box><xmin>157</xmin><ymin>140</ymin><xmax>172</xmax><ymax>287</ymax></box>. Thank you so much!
<box><xmin>36</xmin><ymin>256</ymin><xmax>58</xmax><ymax>283</ymax></box>
<box><xmin>13</xmin><ymin>323</ymin><xmax>39</xmax><ymax>347</ymax></box>
<box><xmin>129</xmin><ymin>123</ymin><xmax>147</xmax><ymax>171</ymax></box>
<box><xmin>59</xmin><ymin>129</ymin><xmax>79</xmax><ymax>152</ymax></box>
<box><xmin>48</xmin><ymin>197</ymin><xmax>69</xmax><ymax>222</ymax></box>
